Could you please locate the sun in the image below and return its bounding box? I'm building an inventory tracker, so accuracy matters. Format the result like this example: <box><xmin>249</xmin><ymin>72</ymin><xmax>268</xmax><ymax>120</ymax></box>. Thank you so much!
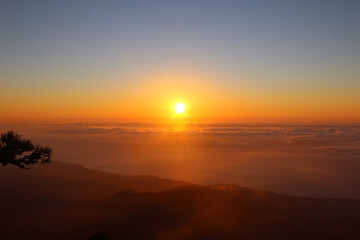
<box><xmin>174</xmin><ymin>103</ymin><xmax>185</xmax><ymax>114</ymax></box>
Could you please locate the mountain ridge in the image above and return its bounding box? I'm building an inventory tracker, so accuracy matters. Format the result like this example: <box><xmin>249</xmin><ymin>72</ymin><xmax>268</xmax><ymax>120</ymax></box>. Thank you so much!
<box><xmin>1</xmin><ymin>161</ymin><xmax>360</xmax><ymax>240</ymax></box>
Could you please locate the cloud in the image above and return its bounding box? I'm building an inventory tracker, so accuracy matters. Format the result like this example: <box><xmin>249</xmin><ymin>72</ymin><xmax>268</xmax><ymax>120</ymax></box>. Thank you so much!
<box><xmin>48</xmin><ymin>127</ymin><xmax>129</xmax><ymax>134</ymax></box>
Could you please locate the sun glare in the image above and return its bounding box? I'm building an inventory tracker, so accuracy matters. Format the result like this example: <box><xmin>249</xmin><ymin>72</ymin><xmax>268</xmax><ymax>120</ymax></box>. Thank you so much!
<box><xmin>174</xmin><ymin>103</ymin><xmax>185</xmax><ymax>114</ymax></box>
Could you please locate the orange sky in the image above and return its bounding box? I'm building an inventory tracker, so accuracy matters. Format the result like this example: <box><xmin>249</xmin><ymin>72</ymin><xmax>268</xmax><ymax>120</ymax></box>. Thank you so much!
<box><xmin>1</xmin><ymin>69</ymin><xmax>359</xmax><ymax>123</ymax></box>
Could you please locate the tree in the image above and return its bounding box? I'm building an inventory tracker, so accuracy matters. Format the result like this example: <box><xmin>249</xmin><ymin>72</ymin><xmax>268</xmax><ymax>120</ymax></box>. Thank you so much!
<box><xmin>0</xmin><ymin>131</ymin><xmax>53</xmax><ymax>169</ymax></box>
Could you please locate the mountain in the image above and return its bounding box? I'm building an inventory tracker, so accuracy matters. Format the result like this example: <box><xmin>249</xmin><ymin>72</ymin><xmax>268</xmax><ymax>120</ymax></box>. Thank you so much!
<box><xmin>91</xmin><ymin>185</ymin><xmax>360</xmax><ymax>240</ymax></box>
<box><xmin>0</xmin><ymin>161</ymin><xmax>192</xmax><ymax>207</ymax></box>
<box><xmin>0</xmin><ymin>162</ymin><xmax>191</xmax><ymax>240</ymax></box>
<box><xmin>0</xmin><ymin>162</ymin><xmax>360</xmax><ymax>240</ymax></box>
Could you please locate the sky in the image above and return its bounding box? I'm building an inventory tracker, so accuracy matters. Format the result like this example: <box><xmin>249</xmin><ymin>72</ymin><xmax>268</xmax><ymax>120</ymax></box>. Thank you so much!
<box><xmin>1</xmin><ymin>0</ymin><xmax>359</xmax><ymax>122</ymax></box>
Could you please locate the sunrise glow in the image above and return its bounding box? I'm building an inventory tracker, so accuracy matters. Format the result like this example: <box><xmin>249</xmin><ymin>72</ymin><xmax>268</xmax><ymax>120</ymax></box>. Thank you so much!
<box><xmin>1</xmin><ymin>1</ymin><xmax>360</xmax><ymax>239</ymax></box>
<box><xmin>174</xmin><ymin>103</ymin><xmax>185</xmax><ymax>114</ymax></box>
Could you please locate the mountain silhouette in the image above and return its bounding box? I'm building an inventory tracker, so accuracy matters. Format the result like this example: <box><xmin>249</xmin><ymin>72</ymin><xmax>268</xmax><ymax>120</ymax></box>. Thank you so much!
<box><xmin>1</xmin><ymin>162</ymin><xmax>359</xmax><ymax>240</ymax></box>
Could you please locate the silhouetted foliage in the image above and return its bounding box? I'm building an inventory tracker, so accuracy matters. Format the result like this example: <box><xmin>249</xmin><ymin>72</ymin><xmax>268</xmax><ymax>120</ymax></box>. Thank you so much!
<box><xmin>0</xmin><ymin>131</ymin><xmax>53</xmax><ymax>169</ymax></box>
<box><xmin>89</xmin><ymin>232</ymin><xmax>111</xmax><ymax>240</ymax></box>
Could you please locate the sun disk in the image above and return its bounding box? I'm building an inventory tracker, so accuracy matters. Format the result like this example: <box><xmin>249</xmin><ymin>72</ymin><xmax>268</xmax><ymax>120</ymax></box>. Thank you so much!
<box><xmin>174</xmin><ymin>103</ymin><xmax>185</xmax><ymax>114</ymax></box>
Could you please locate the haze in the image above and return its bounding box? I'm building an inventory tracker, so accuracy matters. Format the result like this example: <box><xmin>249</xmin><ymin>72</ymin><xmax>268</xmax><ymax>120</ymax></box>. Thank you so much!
<box><xmin>1</xmin><ymin>1</ymin><xmax>360</xmax><ymax>239</ymax></box>
<box><xmin>2</xmin><ymin>122</ymin><xmax>359</xmax><ymax>199</ymax></box>
<box><xmin>1</xmin><ymin>0</ymin><xmax>359</xmax><ymax>122</ymax></box>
